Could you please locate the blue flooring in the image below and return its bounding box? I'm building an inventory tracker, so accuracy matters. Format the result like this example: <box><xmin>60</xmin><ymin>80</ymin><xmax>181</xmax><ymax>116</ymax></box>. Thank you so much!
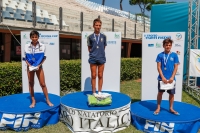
<box><xmin>0</xmin><ymin>93</ymin><xmax>60</xmax><ymax>114</ymax></box>
<box><xmin>61</xmin><ymin>91</ymin><xmax>131</xmax><ymax>110</ymax></box>
<box><xmin>131</xmin><ymin>100</ymin><xmax>200</xmax><ymax>122</ymax></box>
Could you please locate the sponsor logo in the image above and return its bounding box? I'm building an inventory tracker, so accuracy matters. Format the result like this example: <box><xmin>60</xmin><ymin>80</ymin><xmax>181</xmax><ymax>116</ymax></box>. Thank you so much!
<box><xmin>107</xmin><ymin>41</ymin><xmax>116</xmax><ymax>44</ymax></box>
<box><xmin>175</xmin><ymin>44</ymin><xmax>181</xmax><ymax>47</ymax></box>
<box><xmin>144</xmin><ymin>34</ymin><xmax>171</xmax><ymax>40</ymax></box>
<box><xmin>114</xmin><ymin>33</ymin><xmax>120</xmax><ymax>39</ymax></box>
<box><xmin>84</xmin><ymin>33</ymin><xmax>88</xmax><ymax>39</ymax></box>
<box><xmin>40</xmin><ymin>40</ymin><xmax>48</xmax><ymax>44</ymax></box>
<box><xmin>23</xmin><ymin>34</ymin><xmax>27</xmax><ymax>39</ymax></box>
<box><xmin>49</xmin><ymin>42</ymin><xmax>55</xmax><ymax>45</ymax></box>
<box><xmin>176</xmin><ymin>33</ymin><xmax>182</xmax><ymax>40</ymax></box>
<box><xmin>0</xmin><ymin>113</ymin><xmax>41</xmax><ymax>130</ymax></box>
<box><xmin>156</xmin><ymin>42</ymin><xmax>162</xmax><ymax>48</ymax></box>
<box><xmin>148</xmin><ymin>44</ymin><xmax>154</xmax><ymax>47</ymax></box>
<box><xmin>26</xmin><ymin>41</ymin><xmax>30</xmax><ymax>44</ymax></box>
<box><xmin>170</xmin><ymin>57</ymin><xmax>174</xmax><ymax>61</ymax></box>
<box><xmin>144</xmin><ymin>120</ymin><xmax>175</xmax><ymax>133</ymax></box>
<box><xmin>39</xmin><ymin>34</ymin><xmax>58</xmax><ymax>39</ymax></box>
<box><xmin>176</xmin><ymin>51</ymin><xmax>180</xmax><ymax>55</ymax></box>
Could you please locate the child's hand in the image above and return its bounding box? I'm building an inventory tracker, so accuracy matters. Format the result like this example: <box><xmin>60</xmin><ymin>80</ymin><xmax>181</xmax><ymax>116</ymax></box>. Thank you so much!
<box><xmin>168</xmin><ymin>78</ymin><xmax>174</xmax><ymax>83</ymax></box>
<box><xmin>162</xmin><ymin>78</ymin><xmax>168</xmax><ymax>84</ymax></box>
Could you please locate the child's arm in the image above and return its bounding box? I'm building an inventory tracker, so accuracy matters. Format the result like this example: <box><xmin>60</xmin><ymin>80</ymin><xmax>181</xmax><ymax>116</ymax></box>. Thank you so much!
<box><xmin>25</xmin><ymin>60</ymin><xmax>31</xmax><ymax>67</ymax></box>
<box><xmin>88</xmin><ymin>46</ymin><xmax>91</xmax><ymax>52</ymax></box>
<box><xmin>168</xmin><ymin>64</ymin><xmax>178</xmax><ymax>83</ymax></box>
<box><xmin>168</xmin><ymin>54</ymin><xmax>179</xmax><ymax>83</ymax></box>
<box><xmin>157</xmin><ymin>62</ymin><xmax>167</xmax><ymax>84</ymax></box>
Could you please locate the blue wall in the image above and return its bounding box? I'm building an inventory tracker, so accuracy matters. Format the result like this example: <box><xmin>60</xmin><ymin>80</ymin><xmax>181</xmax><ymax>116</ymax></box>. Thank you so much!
<box><xmin>151</xmin><ymin>2</ymin><xmax>189</xmax><ymax>80</ymax></box>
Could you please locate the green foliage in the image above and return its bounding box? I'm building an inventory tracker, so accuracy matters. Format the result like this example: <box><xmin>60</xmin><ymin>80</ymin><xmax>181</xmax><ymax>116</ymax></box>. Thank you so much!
<box><xmin>129</xmin><ymin>0</ymin><xmax>176</xmax><ymax>14</ymax></box>
<box><xmin>0</xmin><ymin>62</ymin><xmax>22</xmax><ymax>96</ymax></box>
<box><xmin>0</xmin><ymin>58</ymin><xmax>142</xmax><ymax>96</ymax></box>
<box><xmin>146</xmin><ymin>0</ymin><xmax>176</xmax><ymax>11</ymax></box>
<box><xmin>60</xmin><ymin>60</ymin><xmax>81</xmax><ymax>91</ymax></box>
<box><xmin>121</xmin><ymin>58</ymin><xmax>141</xmax><ymax>81</ymax></box>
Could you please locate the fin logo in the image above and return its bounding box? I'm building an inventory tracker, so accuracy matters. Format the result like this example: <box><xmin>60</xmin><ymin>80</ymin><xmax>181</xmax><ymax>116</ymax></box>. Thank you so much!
<box><xmin>144</xmin><ymin>120</ymin><xmax>175</xmax><ymax>133</ymax></box>
<box><xmin>0</xmin><ymin>113</ymin><xmax>41</xmax><ymax>130</ymax></box>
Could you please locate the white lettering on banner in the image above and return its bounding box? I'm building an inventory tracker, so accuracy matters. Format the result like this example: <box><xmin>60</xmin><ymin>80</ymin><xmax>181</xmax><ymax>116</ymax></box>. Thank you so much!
<box><xmin>144</xmin><ymin>120</ymin><xmax>175</xmax><ymax>133</ymax></box>
<box><xmin>0</xmin><ymin>113</ymin><xmax>41</xmax><ymax>129</ymax></box>
<box><xmin>0</xmin><ymin>114</ymin><xmax>15</xmax><ymax>127</ymax></box>
<box><xmin>60</xmin><ymin>104</ymin><xmax>131</xmax><ymax>132</ymax></box>
<box><xmin>144</xmin><ymin>34</ymin><xmax>171</xmax><ymax>40</ymax></box>
<box><xmin>22</xmin><ymin>113</ymin><xmax>41</xmax><ymax>127</ymax></box>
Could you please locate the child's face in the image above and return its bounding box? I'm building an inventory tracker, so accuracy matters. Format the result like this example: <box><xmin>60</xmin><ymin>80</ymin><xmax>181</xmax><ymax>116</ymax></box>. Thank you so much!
<box><xmin>30</xmin><ymin>34</ymin><xmax>39</xmax><ymax>44</ymax></box>
<box><xmin>93</xmin><ymin>22</ymin><xmax>101</xmax><ymax>33</ymax></box>
<box><xmin>163</xmin><ymin>42</ymin><xmax>172</xmax><ymax>52</ymax></box>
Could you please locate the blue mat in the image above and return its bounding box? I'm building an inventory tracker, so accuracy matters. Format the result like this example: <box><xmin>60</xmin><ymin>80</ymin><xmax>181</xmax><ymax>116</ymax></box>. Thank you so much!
<box><xmin>131</xmin><ymin>100</ymin><xmax>200</xmax><ymax>133</ymax></box>
<box><xmin>61</xmin><ymin>91</ymin><xmax>131</xmax><ymax>110</ymax></box>
<box><xmin>131</xmin><ymin>100</ymin><xmax>200</xmax><ymax>122</ymax></box>
<box><xmin>0</xmin><ymin>93</ymin><xmax>60</xmax><ymax>114</ymax></box>
<box><xmin>0</xmin><ymin>93</ymin><xmax>60</xmax><ymax>131</ymax></box>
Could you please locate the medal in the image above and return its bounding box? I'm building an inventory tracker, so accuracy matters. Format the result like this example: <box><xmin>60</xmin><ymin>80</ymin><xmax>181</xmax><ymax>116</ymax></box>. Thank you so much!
<box><xmin>164</xmin><ymin>67</ymin><xmax>167</xmax><ymax>70</ymax></box>
<box><xmin>97</xmin><ymin>46</ymin><xmax>99</xmax><ymax>49</ymax></box>
<box><xmin>32</xmin><ymin>57</ymin><xmax>35</xmax><ymax>61</ymax></box>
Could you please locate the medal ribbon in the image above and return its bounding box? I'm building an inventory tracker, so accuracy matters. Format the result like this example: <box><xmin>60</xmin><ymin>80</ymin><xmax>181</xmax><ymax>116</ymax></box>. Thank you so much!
<box><xmin>31</xmin><ymin>43</ymin><xmax>39</xmax><ymax>60</ymax></box>
<box><xmin>163</xmin><ymin>52</ymin><xmax>171</xmax><ymax>68</ymax></box>
<box><xmin>94</xmin><ymin>33</ymin><xmax>100</xmax><ymax>44</ymax></box>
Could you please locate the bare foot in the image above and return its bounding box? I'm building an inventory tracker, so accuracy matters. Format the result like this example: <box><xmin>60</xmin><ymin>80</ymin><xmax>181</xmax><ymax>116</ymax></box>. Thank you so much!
<box><xmin>153</xmin><ymin>108</ymin><xmax>160</xmax><ymax>115</ymax></box>
<box><xmin>169</xmin><ymin>109</ymin><xmax>180</xmax><ymax>115</ymax></box>
<box><xmin>29</xmin><ymin>100</ymin><xmax>36</xmax><ymax>108</ymax></box>
<box><xmin>47</xmin><ymin>100</ymin><xmax>53</xmax><ymax>106</ymax></box>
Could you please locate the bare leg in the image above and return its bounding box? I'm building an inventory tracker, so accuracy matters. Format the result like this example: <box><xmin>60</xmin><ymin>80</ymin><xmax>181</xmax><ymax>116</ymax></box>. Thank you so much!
<box><xmin>169</xmin><ymin>94</ymin><xmax>179</xmax><ymax>115</ymax></box>
<box><xmin>154</xmin><ymin>92</ymin><xmax>163</xmax><ymax>114</ymax></box>
<box><xmin>27</xmin><ymin>69</ymin><xmax>36</xmax><ymax>108</ymax></box>
<box><xmin>36</xmin><ymin>68</ymin><xmax>53</xmax><ymax>106</ymax></box>
<box><xmin>90</xmin><ymin>64</ymin><xmax>97</xmax><ymax>94</ymax></box>
<box><xmin>97</xmin><ymin>64</ymin><xmax>105</xmax><ymax>93</ymax></box>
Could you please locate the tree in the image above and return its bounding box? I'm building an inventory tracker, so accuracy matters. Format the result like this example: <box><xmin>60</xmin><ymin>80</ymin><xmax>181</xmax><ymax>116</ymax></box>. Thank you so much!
<box><xmin>146</xmin><ymin>0</ymin><xmax>176</xmax><ymax>11</ymax></box>
<box><xmin>120</xmin><ymin>0</ymin><xmax>123</xmax><ymax>10</ymax></box>
<box><xmin>129</xmin><ymin>0</ymin><xmax>153</xmax><ymax>16</ymax></box>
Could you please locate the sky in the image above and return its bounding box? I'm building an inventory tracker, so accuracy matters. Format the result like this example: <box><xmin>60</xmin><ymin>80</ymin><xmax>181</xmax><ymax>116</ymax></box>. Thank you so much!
<box><xmin>88</xmin><ymin>0</ymin><xmax>187</xmax><ymax>16</ymax></box>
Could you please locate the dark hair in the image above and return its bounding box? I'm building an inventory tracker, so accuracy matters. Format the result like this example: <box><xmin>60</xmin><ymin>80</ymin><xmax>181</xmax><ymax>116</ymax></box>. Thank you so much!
<box><xmin>30</xmin><ymin>30</ymin><xmax>39</xmax><ymax>38</ymax></box>
<box><xmin>93</xmin><ymin>18</ymin><xmax>102</xmax><ymax>26</ymax></box>
<box><xmin>163</xmin><ymin>38</ymin><xmax>173</xmax><ymax>46</ymax></box>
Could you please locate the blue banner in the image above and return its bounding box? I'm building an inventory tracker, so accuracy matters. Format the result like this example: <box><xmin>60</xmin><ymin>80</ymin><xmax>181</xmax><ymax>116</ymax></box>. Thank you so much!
<box><xmin>0</xmin><ymin>107</ymin><xmax>60</xmax><ymax>131</ymax></box>
<box><xmin>131</xmin><ymin>115</ymin><xmax>200</xmax><ymax>133</ymax></box>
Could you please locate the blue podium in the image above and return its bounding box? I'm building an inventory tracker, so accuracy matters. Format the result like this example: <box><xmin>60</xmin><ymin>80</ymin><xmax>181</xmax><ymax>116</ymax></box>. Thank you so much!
<box><xmin>131</xmin><ymin>100</ymin><xmax>200</xmax><ymax>133</ymax></box>
<box><xmin>60</xmin><ymin>91</ymin><xmax>131</xmax><ymax>133</ymax></box>
<box><xmin>0</xmin><ymin>93</ymin><xmax>60</xmax><ymax>131</ymax></box>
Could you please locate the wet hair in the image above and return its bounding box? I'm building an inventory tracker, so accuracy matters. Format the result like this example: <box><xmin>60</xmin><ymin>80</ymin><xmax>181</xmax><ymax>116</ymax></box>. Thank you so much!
<box><xmin>30</xmin><ymin>30</ymin><xmax>39</xmax><ymax>38</ymax></box>
<box><xmin>163</xmin><ymin>38</ymin><xmax>173</xmax><ymax>46</ymax></box>
<box><xmin>93</xmin><ymin>18</ymin><xmax>102</xmax><ymax>26</ymax></box>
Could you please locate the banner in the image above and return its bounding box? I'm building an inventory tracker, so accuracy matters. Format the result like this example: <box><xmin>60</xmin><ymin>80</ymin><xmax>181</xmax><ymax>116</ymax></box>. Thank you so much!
<box><xmin>0</xmin><ymin>107</ymin><xmax>60</xmax><ymax>131</ymax></box>
<box><xmin>21</xmin><ymin>31</ymin><xmax>60</xmax><ymax>95</ymax></box>
<box><xmin>60</xmin><ymin>103</ymin><xmax>131</xmax><ymax>133</ymax></box>
<box><xmin>189</xmin><ymin>49</ymin><xmax>200</xmax><ymax>77</ymax></box>
<box><xmin>131</xmin><ymin>115</ymin><xmax>200</xmax><ymax>133</ymax></box>
<box><xmin>81</xmin><ymin>32</ymin><xmax>121</xmax><ymax>92</ymax></box>
<box><xmin>142</xmin><ymin>32</ymin><xmax>185</xmax><ymax>101</ymax></box>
